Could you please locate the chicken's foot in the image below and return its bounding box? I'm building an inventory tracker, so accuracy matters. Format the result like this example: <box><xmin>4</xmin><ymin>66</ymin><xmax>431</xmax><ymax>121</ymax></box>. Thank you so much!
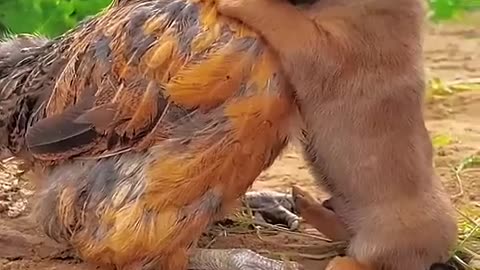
<box><xmin>189</xmin><ymin>248</ymin><xmax>303</xmax><ymax>270</ymax></box>
<box><xmin>242</xmin><ymin>190</ymin><xmax>300</xmax><ymax>230</ymax></box>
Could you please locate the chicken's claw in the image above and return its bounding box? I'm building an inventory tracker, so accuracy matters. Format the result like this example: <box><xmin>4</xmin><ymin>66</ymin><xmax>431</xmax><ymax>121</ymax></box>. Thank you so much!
<box><xmin>243</xmin><ymin>190</ymin><xmax>300</xmax><ymax>230</ymax></box>
<box><xmin>189</xmin><ymin>248</ymin><xmax>303</xmax><ymax>270</ymax></box>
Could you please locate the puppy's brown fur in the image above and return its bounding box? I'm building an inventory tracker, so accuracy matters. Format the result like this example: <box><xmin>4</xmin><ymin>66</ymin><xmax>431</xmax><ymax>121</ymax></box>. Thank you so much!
<box><xmin>216</xmin><ymin>0</ymin><xmax>458</xmax><ymax>269</ymax></box>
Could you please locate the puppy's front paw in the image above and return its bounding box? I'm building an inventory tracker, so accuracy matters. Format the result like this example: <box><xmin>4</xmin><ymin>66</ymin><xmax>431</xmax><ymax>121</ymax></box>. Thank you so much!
<box><xmin>215</xmin><ymin>0</ymin><xmax>250</xmax><ymax>18</ymax></box>
<box><xmin>291</xmin><ymin>185</ymin><xmax>321</xmax><ymax>214</ymax></box>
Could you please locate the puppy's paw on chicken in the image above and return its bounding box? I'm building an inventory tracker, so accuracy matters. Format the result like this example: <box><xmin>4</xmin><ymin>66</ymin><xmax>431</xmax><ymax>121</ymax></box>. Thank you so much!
<box><xmin>215</xmin><ymin>0</ymin><xmax>250</xmax><ymax>18</ymax></box>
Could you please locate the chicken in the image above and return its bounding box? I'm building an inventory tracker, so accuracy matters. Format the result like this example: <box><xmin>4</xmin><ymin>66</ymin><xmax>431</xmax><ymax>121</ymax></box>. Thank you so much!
<box><xmin>0</xmin><ymin>0</ymin><xmax>308</xmax><ymax>269</ymax></box>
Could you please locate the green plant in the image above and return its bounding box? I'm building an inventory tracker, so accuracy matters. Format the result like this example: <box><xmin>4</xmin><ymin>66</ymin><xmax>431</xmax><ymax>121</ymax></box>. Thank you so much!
<box><xmin>428</xmin><ymin>0</ymin><xmax>480</xmax><ymax>21</ymax></box>
<box><xmin>452</xmin><ymin>205</ymin><xmax>480</xmax><ymax>270</ymax></box>
<box><xmin>0</xmin><ymin>0</ymin><xmax>112</xmax><ymax>38</ymax></box>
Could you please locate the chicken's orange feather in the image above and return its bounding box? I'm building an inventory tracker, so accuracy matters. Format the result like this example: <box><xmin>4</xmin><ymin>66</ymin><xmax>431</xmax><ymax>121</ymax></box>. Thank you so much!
<box><xmin>165</xmin><ymin>50</ymin><xmax>253</xmax><ymax>110</ymax></box>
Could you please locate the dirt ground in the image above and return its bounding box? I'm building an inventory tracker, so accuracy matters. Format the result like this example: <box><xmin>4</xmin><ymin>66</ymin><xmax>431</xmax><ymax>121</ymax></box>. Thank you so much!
<box><xmin>0</xmin><ymin>22</ymin><xmax>479</xmax><ymax>270</ymax></box>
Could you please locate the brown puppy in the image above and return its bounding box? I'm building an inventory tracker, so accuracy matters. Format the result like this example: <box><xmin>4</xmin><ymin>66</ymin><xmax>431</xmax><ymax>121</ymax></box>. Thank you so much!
<box><xmin>216</xmin><ymin>0</ymin><xmax>458</xmax><ymax>269</ymax></box>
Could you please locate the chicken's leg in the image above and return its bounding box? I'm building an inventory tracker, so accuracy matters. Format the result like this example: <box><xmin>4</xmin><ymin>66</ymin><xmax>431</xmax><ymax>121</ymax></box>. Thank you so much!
<box><xmin>242</xmin><ymin>187</ymin><xmax>351</xmax><ymax>241</ymax></box>
<box><xmin>242</xmin><ymin>190</ymin><xmax>300</xmax><ymax>230</ymax></box>
<box><xmin>191</xmin><ymin>187</ymin><xmax>350</xmax><ymax>270</ymax></box>
<box><xmin>189</xmin><ymin>248</ymin><xmax>302</xmax><ymax>270</ymax></box>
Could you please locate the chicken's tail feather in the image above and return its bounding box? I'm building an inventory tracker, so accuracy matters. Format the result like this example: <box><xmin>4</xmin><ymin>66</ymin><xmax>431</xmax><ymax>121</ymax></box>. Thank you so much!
<box><xmin>0</xmin><ymin>34</ymin><xmax>69</xmax><ymax>158</ymax></box>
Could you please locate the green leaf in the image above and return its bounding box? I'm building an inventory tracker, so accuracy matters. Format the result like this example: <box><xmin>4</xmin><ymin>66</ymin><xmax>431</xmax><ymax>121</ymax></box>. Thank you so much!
<box><xmin>428</xmin><ymin>0</ymin><xmax>480</xmax><ymax>21</ymax></box>
<box><xmin>0</xmin><ymin>0</ymin><xmax>112</xmax><ymax>37</ymax></box>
